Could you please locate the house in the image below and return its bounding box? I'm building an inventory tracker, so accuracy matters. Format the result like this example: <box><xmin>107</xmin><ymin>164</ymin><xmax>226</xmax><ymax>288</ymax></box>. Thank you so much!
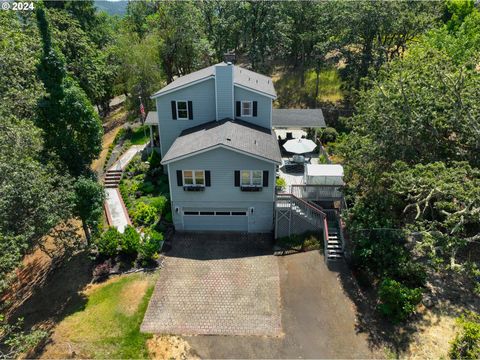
<box><xmin>149</xmin><ymin>61</ymin><xmax>342</xmax><ymax>253</ymax></box>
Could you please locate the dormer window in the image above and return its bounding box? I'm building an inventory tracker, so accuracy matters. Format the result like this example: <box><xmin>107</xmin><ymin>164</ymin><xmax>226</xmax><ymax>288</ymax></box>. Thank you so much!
<box><xmin>236</xmin><ymin>101</ymin><xmax>257</xmax><ymax>117</ymax></box>
<box><xmin>241</xmin><ymin>101</ymin><xmax>252</xmax><ymax>117</ymax></box>
<box><xmin>176</xmin><ymin>101</ymin><xmax>189</xmax><ymax>119</ymax></box>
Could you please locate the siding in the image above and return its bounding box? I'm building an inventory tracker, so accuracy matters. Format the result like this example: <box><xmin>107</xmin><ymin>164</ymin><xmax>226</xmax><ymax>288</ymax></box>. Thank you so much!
<box><xmin>155</xmin><ymin>78</ymin><xmax>216</xmax><ymax>158</ymax></box>
<box><xmin>215</xmin><ymin>65</ymin><xmax>234</xmax><ymax>119</ymax></box>
<box><xmin>168</xmin><ymin>147</ymin><xmax>276</xmax><ymax>232</ymax></box>
<box><xmin>234</xmin><ymin>86</ymin><xmax>272</xmax><ymax>129</ymax></box>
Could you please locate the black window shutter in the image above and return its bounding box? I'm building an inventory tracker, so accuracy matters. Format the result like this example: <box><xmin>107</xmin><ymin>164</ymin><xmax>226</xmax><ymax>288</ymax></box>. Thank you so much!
<box><xmin>236</xmin><ymin>101</ymin><xmax>241</xmax><ymax>117</ymax></box>
<box><xmin>263</xmin><ymin>170</ymin><xmax>269</xmax><ymax>187</ymax></box>
<box><xmin>188</xmin><ymin>101</ymin><xmax>193</xmax><ymax>119</ymax></box>
<box><xmin>253</xmin><ymin>101</ymin><xmax>258</xmax><ymax>117</ymax></box>
<box><xmin>234</xmin><ymin>170</ymin><xmax>240</xmax><ymax>187</ymax></box>
<box><xmin>205</xmin><ymin>171</ymin><xmax>211</xmax><ymax>187</ymax></box>
<box><xmin>171</xmin><ymin>101</ymin><xmax>177</xmax><ymax>120</ymax></box>
<box><xmin>176</xmin><ymin>170</ymin><xmax>183</xmax><ymax>186</ymax></box>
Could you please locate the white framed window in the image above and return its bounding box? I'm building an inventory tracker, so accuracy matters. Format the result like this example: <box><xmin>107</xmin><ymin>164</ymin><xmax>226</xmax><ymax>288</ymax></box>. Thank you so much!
<box><xmin>241</xmin><ymin>101</ymin><xmax>252</xmax><ymax>117</ymax></box>
<box><xmin>240</xmin><ymin>170</ymin><xmax>262</xmax><ymax>186</ymax></box>
<box><xmin>176</xmin><ymin>100</ymin><xmax>189</xmax><ymax>120</ymax></box>
<box><xmin>183</xmin><ymin>170</ymin><xmax>205</xmax><ymax>186</ymax></box>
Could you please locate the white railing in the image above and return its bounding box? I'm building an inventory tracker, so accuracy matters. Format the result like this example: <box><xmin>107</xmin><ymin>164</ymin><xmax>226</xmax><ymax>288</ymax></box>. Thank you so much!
<box><xmin>290</xmin><ymin>184</ymin><xmax>344</xmax><ymax>200</ymax></box>
<box><xmin>276</xmin><ymin>193</ymin><xmax>329</xmax><ymax>254</ymax></box>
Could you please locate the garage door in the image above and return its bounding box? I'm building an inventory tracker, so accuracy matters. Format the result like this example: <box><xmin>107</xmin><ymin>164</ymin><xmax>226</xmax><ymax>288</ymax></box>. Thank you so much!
<box><xmin>182</xmin><ymin>209</ymin><xmax>248</xmax><ymax>232</ymax></box>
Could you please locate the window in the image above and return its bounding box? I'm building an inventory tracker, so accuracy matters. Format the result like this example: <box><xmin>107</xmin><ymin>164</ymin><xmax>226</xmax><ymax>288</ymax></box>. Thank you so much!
<box><xmin>232</xmin><ymin>211</ymin><xmax>247</xmax><ymax>215</ymax></box>
<box><xmin>176</xmin><ymin>101</ymin><xmax>189</xmax><ymax>119</ymax></box>
<box><xmin>240</xmin><ymin>170</ymin><xmax>262</xmax><ymax>186</ymax></box>
<box><xmin>241</xmin><ymin>101</ymin><xmax>252</xmax><ymax>117</ymax></box>
<box><xmin>183</xmin><ymin>170</ymin><xmax>205</xmax><ymax>186</ymax></box>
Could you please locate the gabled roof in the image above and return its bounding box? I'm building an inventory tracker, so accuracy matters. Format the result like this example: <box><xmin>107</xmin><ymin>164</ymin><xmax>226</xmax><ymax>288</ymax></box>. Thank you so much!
<box><xmin>161</xmin><ymin>119</ymin><xmax>282</xmax><ymax>165</ymax></box>
<box><xmin>151</xmin><ymin>63</ymin><xmax>276</xmax><ymax>99</ymax></box>
<box><xmin>145</xmin><ymin>111</ymin><xmax>157</xmax><ymax>126</ymax></box>
<box><xmin>272</xmin><ymin>109</ymin><xmax>326</xmax><ymax>128</ymax></box>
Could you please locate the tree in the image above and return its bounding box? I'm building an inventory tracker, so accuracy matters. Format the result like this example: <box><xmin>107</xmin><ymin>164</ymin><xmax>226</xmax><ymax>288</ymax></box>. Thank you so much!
<box><xmin>0</xmin><ymin>111</ymin><xmax>74</xmax><ymax>292</ymax></box>
<box><xmin>36</xmin><ymin>6</ymin><xmax>103</xmax><ymax>177</ymax></box>
<box><xmin>73</xmin><ymin>175</ymin><xmax>105</xmax><ymax>243</ymax></box>
<box><xmin>147</xmin><ymin>0</ymin><xmax>213</xmax><ymax>83</ymax></box>
<box><xmin>387</xmin><ymin>161</ymin><xmax>480</xmax><ymax>267</ymax></box>
<box><xmin>332</xmin><ymin>1</ymin><xmax>442</xmax><ymax>90</ymax></box>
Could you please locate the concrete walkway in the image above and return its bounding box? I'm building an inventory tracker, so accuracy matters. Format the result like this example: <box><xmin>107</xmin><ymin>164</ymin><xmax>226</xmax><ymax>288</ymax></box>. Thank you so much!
<box><xmin>104</xmin><ymin>188</ymin><xmax>131</xmax><ymax>233</ymax></box>
<box><xmin>108</xmin><ymin>144</ymin><xmax>146</xmax><ymax>171</ymax></box>
<box><xmin>104</xmin><ymin>144</ymin><xmax>146</xmax><ymax>232</ymax></box>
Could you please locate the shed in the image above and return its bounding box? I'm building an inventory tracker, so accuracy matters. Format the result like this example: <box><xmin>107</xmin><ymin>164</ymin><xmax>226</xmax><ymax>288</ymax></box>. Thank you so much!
<box><xmin>304</xmin><ymin>164</ymin><xmax>344</xmax><ymax>185</ymax></box>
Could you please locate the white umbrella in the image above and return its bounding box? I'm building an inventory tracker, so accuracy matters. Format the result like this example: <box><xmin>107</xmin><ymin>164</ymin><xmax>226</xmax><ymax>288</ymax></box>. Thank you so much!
<box><xmin>283</xmin><ymin>138</ymin><xmax>317</xmax><ymax>154</ymax></box>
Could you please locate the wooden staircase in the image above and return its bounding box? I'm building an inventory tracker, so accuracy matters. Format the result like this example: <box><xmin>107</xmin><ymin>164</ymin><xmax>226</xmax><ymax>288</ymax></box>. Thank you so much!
<box><xmin>104</xmin><ymin>169</ymin><xmax>122</xmax><ymax>188</ymax></box>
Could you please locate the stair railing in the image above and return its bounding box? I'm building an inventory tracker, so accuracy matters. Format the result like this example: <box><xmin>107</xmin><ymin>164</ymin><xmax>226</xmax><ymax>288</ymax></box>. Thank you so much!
<box><xmin>276</xmin><ymin>193</ymin><xmax>329</xmax><ymax>257</ymax></box>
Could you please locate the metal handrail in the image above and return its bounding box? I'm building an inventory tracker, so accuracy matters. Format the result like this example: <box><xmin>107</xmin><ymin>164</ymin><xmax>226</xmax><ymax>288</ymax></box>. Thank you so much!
<box><xmin>276</xmin><ymin>193</ymin><xmax>329</xmax><ymax>257</ymax></box>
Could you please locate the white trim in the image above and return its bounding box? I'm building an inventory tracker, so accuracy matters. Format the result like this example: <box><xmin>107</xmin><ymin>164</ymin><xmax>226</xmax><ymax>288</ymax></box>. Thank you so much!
<box><xmin>231</xmin><ymin>65</ymin><xmax>234</xmax><ymax>119</ymax></box>
<box><xmin>150</xmin><ymin>76</ymin><xmax>215</xmax><ymax>99</ymax></box>
<box><xmin>240</xmin><ymin>170</ymin><xmax>263</xmax><ymax>187</ymax></box>
<box><xmin>176</xmin><ymin>100</ymin><xmax>189</xmax><ymax>120</ymax></box>
<box><xmin>234</xmin><ymin>83</ymin><xmax>277</xmax><ymax>100</ymax></box>
<box><xmin>240</xmin><ymin>101</ymin><xmax>253</xmax><ymax>117</ymax></box>
<box><xmin>182</xmin><ymin>169</ymin><xmax>205</xmax><ymax>187</ymax></box>
<box><xmin>161</xmin><ymin>143</ymin><xmax>281</xmax><ymax>165</ymax></box>
<box><xmin>269</xmin><ymin>99</ymin><xmax>273</xmax><ymax>129</ymax></box>
<box><xmin>214</xmin><ymin>66</ymin><xmax>218</xmax><ymax>121</ymax></box>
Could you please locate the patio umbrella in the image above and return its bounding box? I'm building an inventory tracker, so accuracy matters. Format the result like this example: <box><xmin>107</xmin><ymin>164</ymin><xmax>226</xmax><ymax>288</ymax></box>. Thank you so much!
<box><xmin>283</xmin><ymin>138</ymin><xmax>317</xmax><ymax>154</ymax></box>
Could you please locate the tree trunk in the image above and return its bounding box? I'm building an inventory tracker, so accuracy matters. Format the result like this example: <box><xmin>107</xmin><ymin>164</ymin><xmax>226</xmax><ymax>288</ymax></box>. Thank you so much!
<box><xmin>82</xmin><ymin>220</ymin><xmax>91</xmax><ymax>246</ymax></box>
<box><xmin>314</xmin><ymin>67</ymin><xmax>321</xmax><ymax>107</ymax></box>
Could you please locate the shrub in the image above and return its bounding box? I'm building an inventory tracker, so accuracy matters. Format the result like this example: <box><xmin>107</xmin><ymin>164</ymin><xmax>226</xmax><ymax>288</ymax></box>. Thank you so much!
<box><xmin>449</xmin><ymin>313</ymin><xmax>480</xmax><ymax>359</ymax></box>
<box><xmin>276</xmin><ymin>177</ymin><xmax>287</xmax><ymax>190</ymax></box>
<box><xmin>377</xmin><ymin>278</ymin><xmax>422</xmax><ymax>323</ymax></box>
<box><xmin>164</xmin><ymin>211</ymin><xmax>173</xmax><ymax>223</ymax></box>
<box><xmin>148</xmin><ymin>150</ymin><xmax>162</xmax><ymax>169</ymax></box>
<box><xmin>141</xmin><ymin>181</ymin><xmax>155</xmax><ymax>194</ymax></box>
<box><xmin>319</xmin><ymin>127</ymin><xmax>338</xmax><ymax>144</ymax></box>
<box><xmin>96</xmin><ymin>227</ymin><xmax>122</xmax><ymax>256</ymax></box>
<box><xmin>149</xmin><ymin>196</ymin><xmax>168</xmax><ymax>215</ymax></box>
<box><xmin>121</xmin><ymin>225</ymin><xmax>140</xmax><ymax>255</ymax></box>
<box><xmin>139</xmin><ymin>229</ymin><xmax>164</xmax><ymax>260</ymax></box>
<box><xmin>319</xmin><ymin>153</ymin><xmax>329</xmax><ymax>164</ymax></box>
<box><xmin>132</xmin><ymin>202</ymin><xmax>158</xmax><ymax>226</ymax></box>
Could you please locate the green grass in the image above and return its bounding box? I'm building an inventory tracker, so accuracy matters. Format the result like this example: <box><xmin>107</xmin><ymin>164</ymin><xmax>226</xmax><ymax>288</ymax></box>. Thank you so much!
<box><xmin>44</xmin><ymin>273</ymin><xmax>156</xmax><ymax>359</ymax></box>
<box><xmin>128</xmin><ymin>125</ymin><xmax>150</xmax><ymax>145</ymax></box>
<box><xmin>273</xmin><ymin>67</ymin><xmax>343</xmax><ymax>108</ymax></box>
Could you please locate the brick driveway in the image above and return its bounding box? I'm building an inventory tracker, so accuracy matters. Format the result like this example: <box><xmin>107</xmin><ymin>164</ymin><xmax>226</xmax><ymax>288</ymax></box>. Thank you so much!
<box><xmin>141</xmin><ymin>233</ymin><xmax>282</xmax><ymax>336</ymax></box>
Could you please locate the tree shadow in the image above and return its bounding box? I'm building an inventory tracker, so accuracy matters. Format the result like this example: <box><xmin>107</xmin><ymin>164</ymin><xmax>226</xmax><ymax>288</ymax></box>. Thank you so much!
<box><xmin>166</xmin><ymin>232</ymin><xmax>274</xmax><ymax>260</ymax></box>
<box><xmin>8</xmin><ymin>251</ymin><xmax>93</xmax><ymax>332</ymax></box>
<box><xmin>335</xmin><ymin>263</ymin><xmax>423</xmax><ymax>355</ymax></box>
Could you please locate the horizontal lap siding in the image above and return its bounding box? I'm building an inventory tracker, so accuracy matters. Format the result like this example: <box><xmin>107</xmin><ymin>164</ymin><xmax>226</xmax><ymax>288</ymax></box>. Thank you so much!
<box><xmin>234</xmin><ymin>87</ymin><xmax>271</xmax><ymax>129</ymax></box>
<box><xmin>215</xmin><ymin>66</ymin><xmax>234</xmax><ymax>119</ymax></box>
<box><xmin>156</xmin><ymin>79</ymin><xmax>216</xmax><ymax>158</ymax></box>
<box><xmin>168</xmin><ymin>148</ymin><xmax>276</xmax><ymax>232</ymax></box>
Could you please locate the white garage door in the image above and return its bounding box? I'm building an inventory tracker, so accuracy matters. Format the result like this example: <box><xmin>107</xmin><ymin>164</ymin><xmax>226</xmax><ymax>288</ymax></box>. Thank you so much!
<box><xmin>182</xmin><ymin>209</ymin><xmax>248</xmax><ymax>232</ymax></box>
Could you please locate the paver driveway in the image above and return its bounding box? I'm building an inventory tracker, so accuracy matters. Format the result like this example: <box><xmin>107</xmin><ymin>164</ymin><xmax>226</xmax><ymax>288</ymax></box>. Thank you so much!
<box><xmin>141</xmin><ymin>233</ymin><xmax>281</xmax><ymax>336</ymax></box>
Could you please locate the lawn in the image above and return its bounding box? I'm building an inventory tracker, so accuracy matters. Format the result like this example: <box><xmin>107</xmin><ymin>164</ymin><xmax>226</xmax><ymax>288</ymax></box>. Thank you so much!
<box><xmin>273</xmin><ymin>67</ymin><xmax>343</xmax><ymax>108</ymax></box>
<box><xmin>41</xmin><ymin>273</ymin><xmax>157</xmax><ymax>359</ymax></box>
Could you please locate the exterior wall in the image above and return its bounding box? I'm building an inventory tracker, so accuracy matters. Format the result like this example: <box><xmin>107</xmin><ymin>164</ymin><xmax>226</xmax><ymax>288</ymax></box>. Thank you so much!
<box><xmin>167</xmin><ymin>147</ymin><xmax>276</xmax><ymax>232</ymax></box>
<box><xmin>155</xmin><ymin>78</ymin><xmax>216</xmax><ymax>158</ymax></box>
<box><xmin>215</xmin><ymin>64</ymin><xmax>234</xmax><ymax>119</ymax></box>
<box><xmin>234</xmin><ymin>86</ymin><xmax>272</xmax><ymax>129</ymax></box>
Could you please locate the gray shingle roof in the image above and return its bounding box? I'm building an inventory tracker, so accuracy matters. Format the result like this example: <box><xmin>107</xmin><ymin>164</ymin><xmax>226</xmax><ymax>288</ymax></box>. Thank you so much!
<box><xmin>272</xmin><ymin>109</ymin><xmax>326</xmax><ymax>128</ymax></box>
<box><xmin>151</xmin><ymin>63</ymin><xmax>276</xmax><ymax>98</ymax></box>
<box><xmin>145</xmin><ymin>111</ymin><xmax>157</xmax><ymax>126</ymax></box>
<box><xmin>161</xmin><ymin>119</ymin><xmax>282</xmax><ymax>164</ymax></box>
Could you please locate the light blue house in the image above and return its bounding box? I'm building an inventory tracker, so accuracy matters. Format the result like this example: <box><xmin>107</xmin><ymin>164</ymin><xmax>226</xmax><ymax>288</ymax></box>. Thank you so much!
<box><xmin>150</xmin><ymin>62</ymin><xmax>280</xmax><ymax>232</ymax></box>
<box><xmin>149</xmin><ymin>60</ymin><xmax>346</xmax><ymax>261</ymax></box>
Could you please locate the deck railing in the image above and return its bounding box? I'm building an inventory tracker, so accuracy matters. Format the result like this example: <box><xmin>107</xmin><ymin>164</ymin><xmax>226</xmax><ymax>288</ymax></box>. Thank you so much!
<box><xmin>275</xmin><ymin>193</ymin><xmax>329</xmax><ymax>253</ymax></box>
<box><xmin>290</xmin><ymin>184</ymin><xmax>344</xmax><ymax>201</ymax></box>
